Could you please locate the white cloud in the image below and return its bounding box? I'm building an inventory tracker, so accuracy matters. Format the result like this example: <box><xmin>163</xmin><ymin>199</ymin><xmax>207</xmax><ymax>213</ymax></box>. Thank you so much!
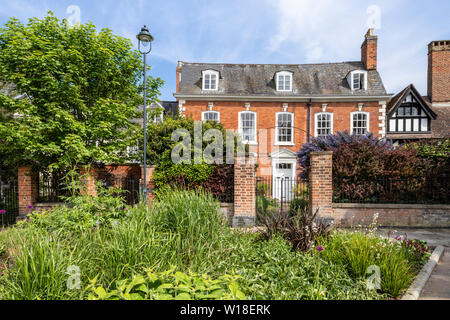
<box><xmin>265</xmin><ymin>0</ymin><xmax>444</xmax><ymax>95</ymax></box>
<box><xmin>265</xmin><ymin>0</ymin><xmax>399</xmax><ymax>62</ymax></box>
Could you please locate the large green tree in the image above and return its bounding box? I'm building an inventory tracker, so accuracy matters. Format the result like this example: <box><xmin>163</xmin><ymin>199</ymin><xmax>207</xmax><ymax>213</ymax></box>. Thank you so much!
<box><xmin>0</xmin><ymin>12</ymin><xmax>163</xmax><ymax>172</ymax></box>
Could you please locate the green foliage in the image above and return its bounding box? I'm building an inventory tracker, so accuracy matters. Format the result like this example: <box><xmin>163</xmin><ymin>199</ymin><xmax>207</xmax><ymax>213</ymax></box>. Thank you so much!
<box><xmin>146</xmin><ymin>116</ymin><xmax>194</xmax><ymax>166</ymax></box>
<box><xmin>150</xmin><ymin>117</ymin><xmax>239</xmax><ymax>195</ymax></box>
<box><xmin>149</xmin><ymin>188</ymin><xmax>228</xmax><ymax>268</ymax></box>
<box><xmin>22</xmin><ymin>186</ymin><xmax>128</xmax><ymax>234</ymax></box>
<box><xmin>256</xmin><ymin>183</ymin><xmax>279</xmax><ymax>223</ymax></box>
<box><xmin>230</xmin><ymin>235</ymin><xmax>381</xmax><ymax>300</ymax></box>
<box><xmin>409</xmin><ymin>138</ymin><xmax>450</xmax><ymax>160</ymax></box>
<box><xmin>88</xmin><ymin>268</ymin><xmax>246</xmax><ymax>300</ymax></box>
<box><xmin>0</xmin><ymin>12</ymin><xmax>163</xmax><ymax>170</ymax></box>
<box><xmin>319</xmin><ymin>229</ymin><xmax>428</xmax><ymax>298</ymax></box>
<box><xmin>153</xmin><ymin>150</ymin><xmax>215</xmax><ymax>192</ymax></box>
<box><xmin>289</xmin><ymin>197</ymin><xmax>309</xmax><ymax>213</ymax></box>
<box><xmin>147</xmin><ymin>117</ymin><xmax>228</xmax><ymax>166</ymax></box>
<box><xmin>0</xmin><ymin>188</ymin><xmax>426</xmax><ymax>300</ymax></box>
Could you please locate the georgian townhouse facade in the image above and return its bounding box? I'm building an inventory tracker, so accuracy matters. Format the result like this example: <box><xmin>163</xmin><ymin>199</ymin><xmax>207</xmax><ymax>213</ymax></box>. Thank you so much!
<box><xmin>173</xmin><ymin>29</ymin><xmax>392</xmax><ymax>180</ymax></box>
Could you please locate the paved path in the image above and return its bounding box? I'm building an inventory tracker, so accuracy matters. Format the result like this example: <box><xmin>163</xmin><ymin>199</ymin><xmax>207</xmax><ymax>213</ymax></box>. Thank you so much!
<box><xmin>377</xmin><ymin>228</ymin><xmax>450</xmax><ymax>300</ymax></box>
<box><xmin>419</xmin><ymin>249</ymin><xmax>450</xmax><ymax>300</ymax></box>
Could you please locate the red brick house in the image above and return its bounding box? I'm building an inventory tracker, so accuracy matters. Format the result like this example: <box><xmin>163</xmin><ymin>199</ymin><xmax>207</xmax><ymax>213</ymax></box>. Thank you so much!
<box><xmin>174</xmin><ymin>28</ymin><xmax>391</xmax><ymax>187</ymax></box>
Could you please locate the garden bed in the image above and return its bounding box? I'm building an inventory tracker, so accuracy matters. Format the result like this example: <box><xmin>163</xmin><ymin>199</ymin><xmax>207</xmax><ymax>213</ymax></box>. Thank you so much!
<box><xmin>0</xmin><ymin>189</ymin><xmax>431</xmax><ymax>300</ymax></box>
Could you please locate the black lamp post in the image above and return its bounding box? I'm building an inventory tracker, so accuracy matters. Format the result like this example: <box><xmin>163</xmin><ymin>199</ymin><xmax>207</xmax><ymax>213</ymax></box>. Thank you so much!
<box><xmin>137</xmin><ymin>25</ymin><xmax>153</xmax><ymax>203</ymax></box>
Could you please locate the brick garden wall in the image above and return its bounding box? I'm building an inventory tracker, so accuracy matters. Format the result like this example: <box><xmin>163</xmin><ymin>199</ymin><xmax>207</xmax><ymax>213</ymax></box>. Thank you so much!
<box><xmin>17</xmin><ymin>164</ymin><xmax>145</xmax><ymax>218</ymax></box>
<box><xmin>309</xmin><ymin>152</ymin><xmax>450</xmax><ymax>228</ymax></box>
<box><xmin>332</xmin><ymin>203</ymin><xmax>450</xmax><ymax>228</ymax></box>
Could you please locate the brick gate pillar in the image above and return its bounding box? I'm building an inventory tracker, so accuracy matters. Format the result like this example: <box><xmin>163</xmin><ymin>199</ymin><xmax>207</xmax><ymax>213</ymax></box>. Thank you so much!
<box><xmin>141</xmin><ymin>165</ymin><xmax>155</xmax><ymax>203</ymax></box>
<box><xmin>18</xmin><ymin>166</ymin><xmax>38</xmax><ymax>216</ymax></box>
<box><xmin>309</xmin><ymin>151</ymin><xmax>333</xmax><ymax>219</ymax></box>
<box><xmin>232</xmin><ymin>156</ymin><xmax>256</xmax><ymax>228</ymax></box>
<box><xmin>79</xmin><ymin>167</ymin><xmax>97</xmax><ymax>197</ymax></box>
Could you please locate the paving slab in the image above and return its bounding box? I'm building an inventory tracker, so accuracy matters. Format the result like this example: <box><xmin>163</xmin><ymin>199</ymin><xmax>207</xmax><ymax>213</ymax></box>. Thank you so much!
<box><xmin>377</xmin><ymin>228</ymin><xmax>450</xmax><ymax>248</ymax></box>
<box><xmin>419</xmin><ymin>249</ymin><xmax>450</xmax><ymax>300</ymax></box>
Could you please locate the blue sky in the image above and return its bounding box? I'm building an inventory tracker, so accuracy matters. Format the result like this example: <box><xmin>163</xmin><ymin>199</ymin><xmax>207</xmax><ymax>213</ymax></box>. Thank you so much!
<box><xmin>1</xmin><ymin>0</ymin><xmax>449</xmax><ymax>101</ymax></box>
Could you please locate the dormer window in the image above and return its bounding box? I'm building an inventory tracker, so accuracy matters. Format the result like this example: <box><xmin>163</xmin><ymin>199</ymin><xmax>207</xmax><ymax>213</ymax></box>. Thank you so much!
<box><xmin>276</xmin><ymin>71</ymin><xmax>292</xmax><ymax>92</ymax></box>
<box><xmin>347</xmin><ymin>70</ymin><xmax>368</xmax><ymax>91</ymax></box>
<box><xmin>202</xmin><ymin>70</ymin><xmax>219</xmax><ymax>91</ymax></box>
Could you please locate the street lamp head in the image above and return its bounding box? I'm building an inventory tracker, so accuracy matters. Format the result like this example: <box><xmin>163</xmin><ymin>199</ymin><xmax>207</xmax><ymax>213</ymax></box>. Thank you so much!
<box><xmin>137</xmin><ymin>25</ymin><xmax>153</xmax><ymax>54</ymax></box>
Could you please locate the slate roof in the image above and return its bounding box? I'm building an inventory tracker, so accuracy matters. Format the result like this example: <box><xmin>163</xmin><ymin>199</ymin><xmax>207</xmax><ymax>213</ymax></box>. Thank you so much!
<box><xmin>161</xmin><ymin>101</ymin><xmax>179</xmax><ymax>115</ymax></box>
<box><xmin>177</xmin><ymin>61</ymin><xmax>388</xmax><ymax>97</ymax></box>
<box><xmin>424</xmin><ymin>98</ymin><xmax>450</xmax><ymax>139</ymax></box>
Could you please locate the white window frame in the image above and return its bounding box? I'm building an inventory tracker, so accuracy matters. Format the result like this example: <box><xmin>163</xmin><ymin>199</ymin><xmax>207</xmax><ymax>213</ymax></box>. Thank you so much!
<box><xmin>347</xmin><ymin>70</ymin><xmax>368</xmax><ymax>91</ymax></box>
<box><xmin>238</xmin><ymin>111</ymin><xmax>257</xmax><ymax>145</ymax></box>
<box><xmin>275</xmin><ymin>112</ymin><xmax>294</xmax><ymax>145</ymax></box>
<box><xmin>350</xmin><ymin>111</ymin><xmax>370</xmax><ymax>135</ymax></box>
<box><xmin>201</xmin><ymin>110</ymin><xmax>220</xmax><ymax>122</ymax></box>
<box><xmin>147</xmin><ymin>103</ymin><xmax>164</xmax><ymax>124</ymax></box>
<box><xmin>202</xmin><ymin>70</ymin><xmax>219</xmax><ymax>91</ymax></box>
<box><xmin>315</xmin><ymin>112</ymin><xmax>333</xmax><ymax>137</ymax></box>
<box><xmin>276</xmin><ymin>71</ymin><xmax>293</xmax><ymax>92</ymax></box>
<box><xmin>153</xmin><ymin>108</ymin><xmax>164</xmax><ymax>124</ymax></box>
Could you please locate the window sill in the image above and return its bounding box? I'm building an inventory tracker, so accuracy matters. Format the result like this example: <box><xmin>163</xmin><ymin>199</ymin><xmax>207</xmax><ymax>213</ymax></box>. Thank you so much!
<box><xmin>275</xmin><ymin>142</ymin><xmax>295</xmax><ymax>146</ymax></box>
<box><xmin>387</xmin><ymin>131</ymin><xmax>432</xmax><ymax>134</ymax></box>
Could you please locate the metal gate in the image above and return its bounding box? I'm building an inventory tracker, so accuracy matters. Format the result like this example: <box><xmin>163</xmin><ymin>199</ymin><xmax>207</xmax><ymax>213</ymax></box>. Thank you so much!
<box><xmin>0</xmin><ymin>179</ymin><xmax>18</xmax><ymax>226</ymax></box>
<box><xmin>256</xmin><ymin>176</ymin><xmax>309</xmax><ymax>218</ymax></box>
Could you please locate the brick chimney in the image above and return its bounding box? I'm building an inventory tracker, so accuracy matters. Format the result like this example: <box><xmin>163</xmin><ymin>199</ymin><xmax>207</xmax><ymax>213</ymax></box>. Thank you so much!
<box><xmin>176</xmin><ymin>61</ymin><xmax>183</xmax><ymax>93</ymax></box>
<box><xmin>427</xmin><ymin>40</ymin><xmax>450</xmax><ymax>103</ymax></box>
<box><xmin>361</xmin><ymin>28</ymin><xmax>378</xmax><ymax>71</ymax></box>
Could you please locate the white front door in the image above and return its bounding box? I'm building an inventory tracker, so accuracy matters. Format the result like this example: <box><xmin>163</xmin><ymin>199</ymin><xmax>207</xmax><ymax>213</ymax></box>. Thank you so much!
<box><xmin>273</xmin><ymin>162</ymin><xmax>295</xmax><ymax>201</ymax></box>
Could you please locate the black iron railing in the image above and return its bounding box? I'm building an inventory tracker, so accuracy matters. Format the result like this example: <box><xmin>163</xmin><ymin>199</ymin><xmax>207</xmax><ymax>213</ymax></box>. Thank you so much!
<box><xmin>0</xmin><ymin>179</ymin><xmax>18</xmax><ymax>226</ymax></box>
<box><xmin>98</xmin><ymin>177</ymin><xmax>141</xmax><ymax>207</ymax></box>
<box><xmin>38</xmin><ymin>171</ymin><xmax>69</xmax><ymax>203</ymax></box>
<box><xmin>333</xmin><ymin>175</ymin><xmax>450</xmax><ymax>204</ymax></box>
<box><xmin>256</xmin><ymin>176</ymin><xmax>309</xmax><ymax>213</ymax></box>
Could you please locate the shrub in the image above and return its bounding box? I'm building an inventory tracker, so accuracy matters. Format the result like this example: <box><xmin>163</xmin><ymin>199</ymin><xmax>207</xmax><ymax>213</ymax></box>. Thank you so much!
<box><xmin>259</xmin><ymin>208</ymin><xmax>332</xmax><ymax>252</ymax></box>
<box><xmin>297</xmin><ymin>131</ymin><xmax>393</xmax><ymax>179</ymax></box>
<box><xmin>298</xmin><ymin>132</ymin><xmax>449</xmax><ymax>203</ymax></box>
<box><xmin>23</xmin><ymin>185</ymin><xmax>128</xmax><ymax>234</ymax></box>
<box><xmin>150</xmin><ymin>118</ymin><xmax>238</xmax><ymax>202</ymax></box>
<box><xmin>289</xmin><ymin>197</ymin><xmax>309</xmax><ymax>214</ymax></box>
<box><xmin>391</xmin><ymin>234</ymin><xmax>431</xmax><ymax>269</ymax></box>
<box><xmin>319</xmin><ymin>229</ymin><xmax>428</xmax><ymax>298</ymax></box>
<box><xmin>153</xmin><ymin>150</ymin><xmax>215</xmax><ymax>192</ymax></box>
<box><xmin>88</xmin><ymin>268</ymin><xmax>246</xmax><ymax>300</ymax></box>
<box><xmin>409</xmin><ymin>138</ymin><xmax>450</xmax><ymax>161</ymax></box>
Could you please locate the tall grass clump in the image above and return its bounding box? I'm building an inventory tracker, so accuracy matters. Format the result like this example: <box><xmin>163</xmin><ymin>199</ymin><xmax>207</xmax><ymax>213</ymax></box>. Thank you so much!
<box><xmin>319</xmin><ymin>230</ymin><xmax>419</xmax><ymax>298</ymax></box>
<box><xmin>150</xmin><ymin>188</ymin><xmax>229</xmax><ymax>269</ymax></box>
